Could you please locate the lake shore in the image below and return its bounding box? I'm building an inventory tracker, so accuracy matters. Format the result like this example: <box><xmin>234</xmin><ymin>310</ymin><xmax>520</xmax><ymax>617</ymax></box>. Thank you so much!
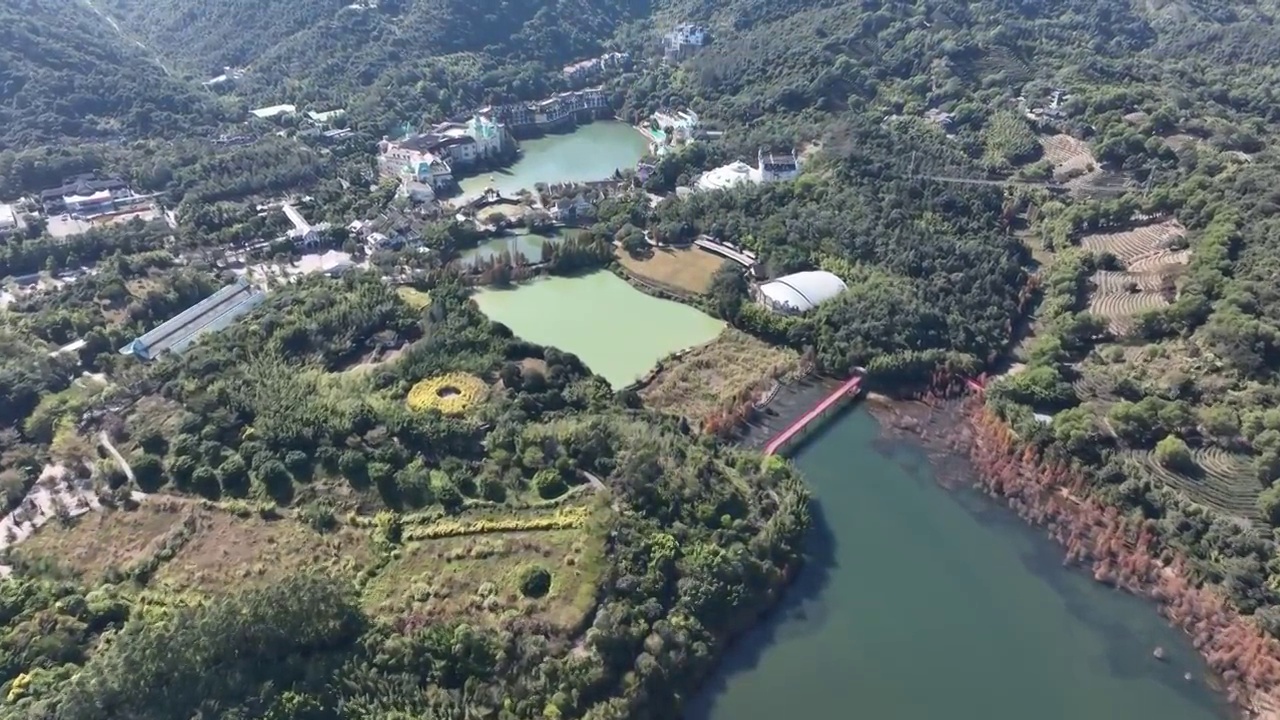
<box><xmin>869</xmin><ymin>394</ymin><xmax>1280</xmax><ymax>720</ymax></box>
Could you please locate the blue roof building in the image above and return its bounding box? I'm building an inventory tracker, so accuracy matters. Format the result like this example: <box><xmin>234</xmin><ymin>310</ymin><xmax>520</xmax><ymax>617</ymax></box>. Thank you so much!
<box><xmin>120</xmin><ymin>278</ymin><xmax>265</xmax><ymax>361</ymax></box>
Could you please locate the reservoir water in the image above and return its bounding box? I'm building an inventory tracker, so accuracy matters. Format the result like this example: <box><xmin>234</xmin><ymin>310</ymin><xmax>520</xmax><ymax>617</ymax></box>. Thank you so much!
<box><xmin>691</xmin><ymin>407</ymin><xmax>1232</xmax><ymax>720</ymax></box>
<box><xmin>472</xmin><ymin>272</ymin><xmax>723</xmax><ymax>388</ymax></box>
<box><xmin>457</xmin><ymin>121</ymin><xmax>648</xmax><ymax>198</ymax></box>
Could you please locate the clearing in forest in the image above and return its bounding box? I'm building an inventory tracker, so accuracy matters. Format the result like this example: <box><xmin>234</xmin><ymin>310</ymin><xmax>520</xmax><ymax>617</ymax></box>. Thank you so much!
<box><xmin>614</xmin><ymin>246</ymin><xmax>727</xmax><ymax>295</ymax></box>
<box><xmin>13</xmin><ymin>500</ymin><xmax>374</xmax><ymax>591</ymax></box>
<box><xmin>363</xmin><ymin>526</ymin><xmax>603</xmax><ymax>632</ymax></box>
<box><xmin>13</xmin><ymin>494</ymin><xmax>607</xmax><ymax>630</ymax></box>
<box><xmin>640</xmin><ymin>329</ymin><xmax>800</xmax><ymax>421</ymax></box>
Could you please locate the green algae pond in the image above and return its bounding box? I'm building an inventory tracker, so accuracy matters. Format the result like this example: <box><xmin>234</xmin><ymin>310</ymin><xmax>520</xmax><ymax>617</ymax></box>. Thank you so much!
<box><xmin>471</xmin><ymin>271</ymin><xmax>723</xmax><ymax>388</ymax></box>
<box><xmin>457</xmin><ymin>121</ymin><xmax>647</xmax><ymax>197</ymax></box>
<box><xmin>689</xmin><ymin>407</ymin><xmax>1233</xmax><ymax>720</ymax></box>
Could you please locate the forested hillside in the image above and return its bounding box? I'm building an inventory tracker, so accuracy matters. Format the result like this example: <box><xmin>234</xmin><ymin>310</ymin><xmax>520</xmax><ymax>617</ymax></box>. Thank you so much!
<box><xmin>93</xmin><ymin>0</ymin><xmax>652</xmax><ymax>125</ymax></box>
<box><xmin>0</xmin><ymin>0</ymin><xmax>222</xmax><ymax>150</ymax></box>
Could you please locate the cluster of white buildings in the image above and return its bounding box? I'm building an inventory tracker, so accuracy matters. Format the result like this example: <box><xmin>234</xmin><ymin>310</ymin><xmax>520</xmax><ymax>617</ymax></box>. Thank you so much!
<box><xmin>378</xmin><ymin>115</ymin><xmax>510</xmax><ymax>202</ymax></box>
<box><xmin>647</xmin><ymin>109</ymin><xmax>700</xmax><ymax>155</ymax></box>
<box><xmin>562</xmin><ymin>52</ymin><xmax>629</xmax><ymax>84</ymax></box>
<box><xmin>664</xmin><ymin>24</ymin><xmax>708</xmax><ymax>61</ymax></box>
<box><xmin>480</xmin><ymin>87</ymin><xmax>610</xmax><ymax>133</ymax></box>
<box><xmin>695</xmin><ymin>149</ymin><xmax>801</xmax><ymax>192</ymax></box>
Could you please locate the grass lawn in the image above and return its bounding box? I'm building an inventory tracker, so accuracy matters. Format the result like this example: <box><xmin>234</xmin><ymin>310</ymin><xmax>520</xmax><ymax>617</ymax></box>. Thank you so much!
<box><xmin>615</xmin><ymin>246</ymin><xmax>727</xmax><ymax>295</ymax></box>
<box><xmin>395</xmin><ymin>286</ymin><xmax>432</xmax><ymax>310</ymax></box>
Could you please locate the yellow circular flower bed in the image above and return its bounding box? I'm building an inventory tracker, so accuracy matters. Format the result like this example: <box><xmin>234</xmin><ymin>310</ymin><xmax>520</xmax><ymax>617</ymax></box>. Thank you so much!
<box><xmin>407</xmin><ymin>372</ymin><xmax>487</xmax><ymax>415</ymax></box>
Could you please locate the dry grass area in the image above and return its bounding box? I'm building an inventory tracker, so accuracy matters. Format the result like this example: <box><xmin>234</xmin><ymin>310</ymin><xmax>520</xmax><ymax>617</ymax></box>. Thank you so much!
<box><xmin>477</xmin><ymin>202</ymin><xmax>530</xmax><ymax>222</ymax></box>
<box><xmin>14</xmin><ymin>500</ymin><xmax>189</xmax><ymax>577</ymax></box>
<box><xmin>615</xmin><ymin>246</ymin><xmax>727</xmax><ymax>295</ymax></box>
<box><xmin>396</xmin><ymin>286</ymin><xmax>432</xmax><ymax>310</ymax></box>
<box><xmin>15</xmin><ymin>500</ymin><xmax>374</xmax><ymax>592</ymax></box>
<box><xmin>641</xmin><ymin>329</ymin><xmax>799</xmax><ymax>419</ymax></box>
<box><xmin>1040</xmin><ymin>134</ymin><xmax>1097</xmax><ymax>180</ymax></box>
<box><xmin>155</xmin><ymin>511</ymin><xmax>373</xmax><ymax>591</ymax></box>
<box><xmin>363</xmin><ymin>528</ymin><xmax>603</xmax><ymax>631</ymax></box>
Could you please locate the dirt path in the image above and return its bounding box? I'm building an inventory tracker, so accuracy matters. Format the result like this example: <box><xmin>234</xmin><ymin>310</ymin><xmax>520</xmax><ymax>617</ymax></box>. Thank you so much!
<box><xmin>82</xmin><ymin>0</ymin><xmax>174</xmax><ymax>76</ymax></box>
<box><xmin>99</xmin><ymin>432</ymin><xmax>136</xmax><ymax>484</ymax></box>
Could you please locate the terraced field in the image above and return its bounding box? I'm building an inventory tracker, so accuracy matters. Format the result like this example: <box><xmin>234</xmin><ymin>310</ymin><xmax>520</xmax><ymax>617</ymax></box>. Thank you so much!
<box><xmin>1080</xmin><ymin>221</ymin><xmax>1188</xmax><ymax>335</ymax></box>
<box><xmin>1040</xmin><ymin>134</ymin><xmax>1096</xmax><ymax>179</ymax></box>
<box><xmin>1124</xmin><ymin>448</ymin><xmax>1263</xmax><ymax>524</ymax></box>
<box><xmin>1091</xmin><ymin>270</ymin><xmax>1165</xmax><ymax>294</ymax></box>
<box><xmin>1079</xmin><ymin>220</ymin><xmax>1186</xmax><ymax>263</ymax></box>
<box><xmin>1086</xmin><ymin>290</ymin><xmax>1167</xmax><ymax>335</ymax></box>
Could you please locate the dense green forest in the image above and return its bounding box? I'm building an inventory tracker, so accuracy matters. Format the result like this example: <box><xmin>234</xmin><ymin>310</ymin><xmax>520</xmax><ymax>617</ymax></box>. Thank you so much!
<box><xmin>0</xmin><ymin>0</ymin><xmax>224</xmax><ymax>150</ymax></box>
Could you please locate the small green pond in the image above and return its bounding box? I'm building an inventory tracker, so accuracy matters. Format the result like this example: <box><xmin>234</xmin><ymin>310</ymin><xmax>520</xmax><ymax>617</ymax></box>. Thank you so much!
<box><xmin>472</xmin><ymin>271</ymin><xmax>724</xmax><ymax>388</ymax></box>
<box><xmin>457</xmin><ymin>121</ymin><xmax>648</xmax><ymax>198</ymax></box>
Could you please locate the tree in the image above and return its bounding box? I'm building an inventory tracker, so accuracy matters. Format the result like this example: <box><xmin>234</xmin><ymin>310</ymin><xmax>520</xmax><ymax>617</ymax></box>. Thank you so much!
<box><xmin>218</xmin><ymin>453</ymin><xmax>249</xmax><ymax>496</ymax></box>
<box><xmin>519</xmin><ymin>566</ymin><xmax>552</xmax><ymax>598</ymax></box>
<box><xmin>621</xmin><ymin>233</ymin><xmax>649</xmax><ymax>257</ymax></box>
<box><xmin>1154</xmin><ymin>435</ymin><xmax>1195</xmax><ymax>473</ymax></box>
<box><xmin>131</xmin><ymin>453</ymin><xmax>165</xmax><ymax>492</ymax></box>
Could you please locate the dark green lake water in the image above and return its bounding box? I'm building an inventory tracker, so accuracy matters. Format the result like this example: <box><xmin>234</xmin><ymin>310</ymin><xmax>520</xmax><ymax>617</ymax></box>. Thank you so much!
<box><xmin>690</xmin><ymin>407</ymin><xmax>1233</xmax><ymax>720</ymax></box>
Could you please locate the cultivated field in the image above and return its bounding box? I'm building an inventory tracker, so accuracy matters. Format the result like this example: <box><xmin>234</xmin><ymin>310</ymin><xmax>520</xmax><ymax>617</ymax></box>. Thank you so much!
<box><xmin>641</xmin><ymin>329</ymin><xmax>799</xmax><ymax>420</ymax></box>
<box><xmin>615</xmin><ymin>246</ymin><xmax>727</xmax><ymax>295</ymax></box>
<box><xmin>1124</xmin><ymin>449</ymin><xmax>1263</xmax><ymax>525</ymax></box>
<box><xmin>1080</xmin><ymin>220</ymin><xmax>1189</xmax><ymax>335</ymax></box>
<box><xmin>1040</xmin><ymin>133</ymin><xmax>1097</xmax><ymax>180</ymax></box>
<box><xmin>1079</xmin><ymin>220</ymin><xmax>1187</xmax><ymax>262</ymax></box>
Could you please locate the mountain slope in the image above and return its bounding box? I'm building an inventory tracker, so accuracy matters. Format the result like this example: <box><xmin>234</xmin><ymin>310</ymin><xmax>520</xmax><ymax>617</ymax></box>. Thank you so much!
<box><xmin>0</xmin><ymin>0</ymin><xmax>221</xmax><ymax>151</ymax></box>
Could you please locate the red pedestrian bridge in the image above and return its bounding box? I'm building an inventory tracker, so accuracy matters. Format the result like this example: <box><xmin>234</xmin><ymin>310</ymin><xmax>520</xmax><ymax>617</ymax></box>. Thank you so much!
<box><xmin>764</xmin><ymin>375</ymin><xmax>864</xmax><ymax>457</ymax></box>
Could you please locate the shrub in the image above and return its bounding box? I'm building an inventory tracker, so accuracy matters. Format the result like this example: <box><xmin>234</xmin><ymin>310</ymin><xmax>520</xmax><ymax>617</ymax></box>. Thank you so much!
<box><xmin>533</xmin><ymin>469</ymin><xmax>568</xmax><ymax>499</ymax></box>
<box><xmin>1154</xmin><ymin>435</ymin><xmax>1195</xmax><ymax>472</ymax></box>
<box><xmin>519</xmin><ymin>566</ymin><xmax>552</xmax><ymax>598</ymax></box>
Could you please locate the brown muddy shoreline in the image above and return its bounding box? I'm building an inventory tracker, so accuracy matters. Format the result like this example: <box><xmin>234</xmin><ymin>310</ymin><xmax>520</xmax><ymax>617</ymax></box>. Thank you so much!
<box><xmin>867</xmin><ymin>395</ymin><xmax>1280</xmax><ymax>720</ymax></box>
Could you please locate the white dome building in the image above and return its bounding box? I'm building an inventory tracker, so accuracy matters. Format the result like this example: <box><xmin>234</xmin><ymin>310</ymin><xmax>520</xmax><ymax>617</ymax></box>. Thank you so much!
<box><xmin>695</xmin><ymin>161</ymin><xmax>759</xmax><ymax>192</ymax></box>
<box><xmin>755</xmin><ymin>271</ymin><xmax>847</xmax><ymax>314</ymax></box>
